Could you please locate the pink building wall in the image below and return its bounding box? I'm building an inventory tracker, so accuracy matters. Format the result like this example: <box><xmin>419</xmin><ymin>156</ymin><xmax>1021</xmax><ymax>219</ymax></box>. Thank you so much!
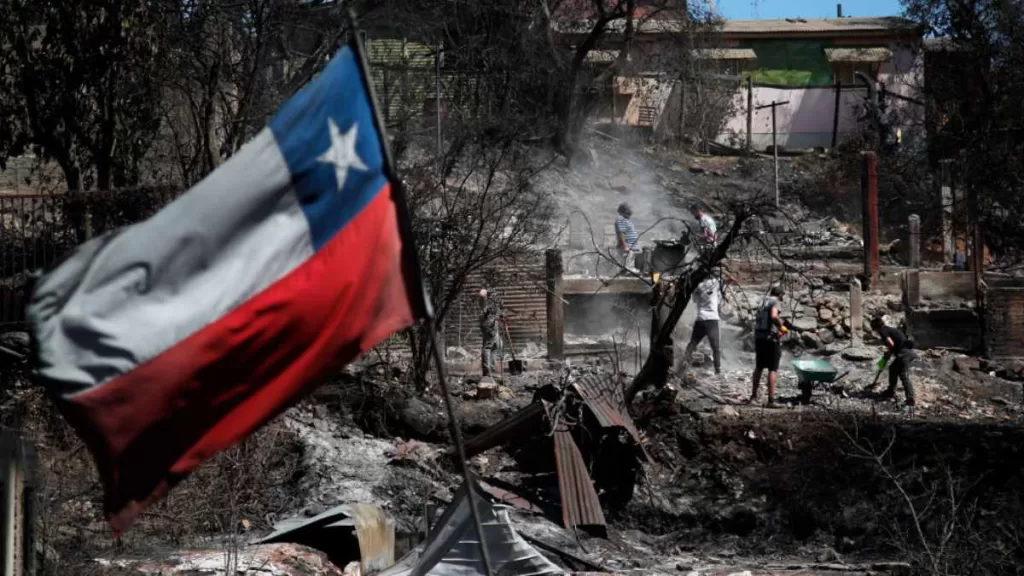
<box><xmin>715</xmin><ymin>45</ymin><xmax>923</xmax><ymax>150</ymax></box>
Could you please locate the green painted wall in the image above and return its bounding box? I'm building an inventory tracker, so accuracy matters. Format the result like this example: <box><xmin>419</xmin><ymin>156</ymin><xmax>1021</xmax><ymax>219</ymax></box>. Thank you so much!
<box><xmin>740</xmin><ymin>39</ymin><xmax>835</xmax><ymax>87</ymax></box>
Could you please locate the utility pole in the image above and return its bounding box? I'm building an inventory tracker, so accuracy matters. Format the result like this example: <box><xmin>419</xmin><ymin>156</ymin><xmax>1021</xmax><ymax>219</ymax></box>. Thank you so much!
<box><xmin>746</xmin><ymin>76</ymin><xmax>753</xmax><ymax>153</ymax></box>
<box><xmin>756</xmin><ymin>100</ymin><xmax>789</xmax><ymax>207</ymax></box>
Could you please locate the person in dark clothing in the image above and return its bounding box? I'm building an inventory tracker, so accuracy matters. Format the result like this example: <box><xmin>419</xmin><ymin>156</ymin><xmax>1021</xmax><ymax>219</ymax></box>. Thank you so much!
<box><xmin>870</xmin><ymin>317</ymin><xmax>916</xmax><ymax>406</ymax></box>
<box><xmin>750</xmin><ymin>285</ymin><xmax>789</xmax><ymax>406</ymax></box>
<box><xmin>478</xmin><ymin>288</ymin><xmax>503</xmax><ymax>376</ymax></box>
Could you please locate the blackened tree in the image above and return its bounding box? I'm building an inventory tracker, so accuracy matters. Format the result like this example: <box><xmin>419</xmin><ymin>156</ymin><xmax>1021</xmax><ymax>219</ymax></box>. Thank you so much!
<box><xmin>0</xmin><ymin>0</ymin><xmax>169</xmax><ymax>191</ymax></box>
<box><xmin>902</xmin><ymin>0</ymin><xmax>1024</xmax><ymax>262</ymax></box>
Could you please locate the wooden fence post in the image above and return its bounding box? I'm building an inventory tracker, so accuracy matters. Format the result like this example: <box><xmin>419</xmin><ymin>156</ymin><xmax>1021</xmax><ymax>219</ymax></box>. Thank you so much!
<box><xmin>850</xmin><ymin>278</ymin><xmax>862</xmax><ymax>346</ymax></box>
<box><xmin>908</xmin><ymin>214</ymin><xmax>921</xmax><ymax>269</ymax></box>
<box><xmin>861</xmin><ymin>151</ymin><xmax>880</xmax><ymax>289</ymax></box>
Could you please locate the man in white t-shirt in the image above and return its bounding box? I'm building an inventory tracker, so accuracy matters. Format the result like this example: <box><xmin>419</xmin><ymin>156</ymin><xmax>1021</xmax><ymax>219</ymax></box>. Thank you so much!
<box><xmin>684</xmin><ymin>273</ymin><xmax>724</xmax><ymax>374</ymax></box>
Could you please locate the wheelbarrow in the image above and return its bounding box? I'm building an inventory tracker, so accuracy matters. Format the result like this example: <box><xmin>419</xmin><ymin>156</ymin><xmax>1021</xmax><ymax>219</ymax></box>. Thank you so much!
<box><xmin>791</xmin><ymin>358</ymin><xmax>850</xmax><ymax>405</ymax></box>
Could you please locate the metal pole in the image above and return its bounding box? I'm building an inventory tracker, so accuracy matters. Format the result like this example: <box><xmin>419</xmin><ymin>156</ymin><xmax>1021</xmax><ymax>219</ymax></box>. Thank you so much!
<box><xmin>427</xmin><ymin>322</ymin><xmax>494</xmax><ymax>575</ymax></box>
<box><xmin>746</xmin><ymin>76</ymin><xmax>753</xmax><ymax>153</ymax></box>
<box><xmin>772</xmin><ymin>101</ymin><xmax>779</xmax><ymax>207</ymax></box>
<box><xmin>832</xmin><ymin>79</ymin><xmax>842</xmax><ymax>149</ymax></box>
<box><xmin>862</xmin><ymin>151</ymin><xmax>880</xmax><ymax>289</ymax></box>
<box><xmin>347</xmin><ymin>13</ymin><xmax>492</xmax><ymax>575</ymax></box>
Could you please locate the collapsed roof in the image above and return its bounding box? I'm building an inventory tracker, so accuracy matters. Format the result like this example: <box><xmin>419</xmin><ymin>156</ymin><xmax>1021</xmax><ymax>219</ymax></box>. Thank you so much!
<box><xmin>380</xmin><ymin>482</ymin><xmax>567</xmax><ymax>576</ymax></box>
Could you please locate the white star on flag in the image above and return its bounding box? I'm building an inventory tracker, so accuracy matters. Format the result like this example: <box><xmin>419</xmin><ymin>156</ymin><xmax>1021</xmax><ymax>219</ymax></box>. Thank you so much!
<box><xmin>317</xmin><ymin>118</ymin><xmax>367</xmax><ymax>191</ymax></box>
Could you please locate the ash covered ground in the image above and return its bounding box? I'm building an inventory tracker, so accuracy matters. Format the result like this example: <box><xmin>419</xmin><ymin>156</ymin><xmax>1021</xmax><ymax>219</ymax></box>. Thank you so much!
<box><xmin>3</xmin><ymin>149</ymin><xmax>1023</xmax><ymax>575</ymax></box>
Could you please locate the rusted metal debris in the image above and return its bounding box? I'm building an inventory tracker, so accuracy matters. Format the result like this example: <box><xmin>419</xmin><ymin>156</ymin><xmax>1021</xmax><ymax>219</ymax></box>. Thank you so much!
<box><xmin>553</xmin><ymin>427</ymin><xmax>608</xmax><ymax>535</ymax></box>
<box><xmin>572</xmin><ymin>373</ymin><xmax>650</xmax><ymax>462</ymax></box>
<box><xmin>461</xmin><ymin>370</ymin><xmax>646</xmax><ymax>537</ymax></box>
<box><xmin>463</xmin><ymin>401</ymin><xmax>546</xmax><ymax>458</ymax></box>
<box><xmin>478</xmin><ymin>480</ymin><xmax>545</xmax><ymax>515</ymax></box>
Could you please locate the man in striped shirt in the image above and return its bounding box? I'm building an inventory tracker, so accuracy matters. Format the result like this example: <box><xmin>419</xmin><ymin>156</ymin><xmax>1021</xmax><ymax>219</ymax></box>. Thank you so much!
<box><xmin>615</xmin><ymin>202</ymin><xmax>639</xmax><ymax>268</ymax></box>
<box><xmin>693</xmin><ymin>207</ymin><xmax>717</xmax><ymax>256</ymax></box>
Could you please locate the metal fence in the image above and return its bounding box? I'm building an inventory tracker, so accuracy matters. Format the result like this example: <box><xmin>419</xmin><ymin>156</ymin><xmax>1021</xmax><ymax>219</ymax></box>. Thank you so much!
<box><xmin>0</xmin><ymin>187</ymin><xmax>181</xmax><ymax>327</ymax></box>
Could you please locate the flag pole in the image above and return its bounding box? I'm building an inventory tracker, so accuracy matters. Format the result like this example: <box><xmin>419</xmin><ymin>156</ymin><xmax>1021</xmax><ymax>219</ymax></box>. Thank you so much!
<box><xmin>346</xmin><ymin>11</ymin><xmax>495</xmax><ymax>576</ymax></box>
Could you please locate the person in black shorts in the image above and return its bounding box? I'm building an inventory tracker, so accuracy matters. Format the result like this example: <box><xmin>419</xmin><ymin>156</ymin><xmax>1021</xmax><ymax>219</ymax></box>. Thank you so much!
<box><xmin>750</xmin><ymin>286</ymin><xmax>788</xmax><ymax>406</ymax></box>
<box><xmin>870</xmin><ymin>316</ymin><xmax>916</xmax><ymax>407</ymax></box>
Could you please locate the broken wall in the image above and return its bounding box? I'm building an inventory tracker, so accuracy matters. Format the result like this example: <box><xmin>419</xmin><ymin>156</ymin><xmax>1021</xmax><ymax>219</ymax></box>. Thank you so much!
<box><xmin>903</xmin><ymin>270</ymin><xmax>982</xmax><ymax>308</ymax></box>
<box><xmin>564</xmin><ymin>292</ymin><xmax>649</xmax><ymax>339</ymax></box>
<box><xmin>906</xmin><ymin>308</ymin><xmax>981</xmax><ymax>351</ymax></box>
<box><xmin>985</xmin><ymin>287</ymin><xmax>1024</xmax><ymax>360</ymax></box>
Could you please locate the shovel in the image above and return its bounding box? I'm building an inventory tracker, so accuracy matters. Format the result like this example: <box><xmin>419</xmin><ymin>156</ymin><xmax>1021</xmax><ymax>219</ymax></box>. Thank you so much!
<box><xmin>862</xmin><ymin>357</ymin><xmax>888</xmax><ymax>393</ymax></box>
<box><xmin>503</xmin><ymin>321</ymin><xmax>524</xmax><ymax>375</ymax></box>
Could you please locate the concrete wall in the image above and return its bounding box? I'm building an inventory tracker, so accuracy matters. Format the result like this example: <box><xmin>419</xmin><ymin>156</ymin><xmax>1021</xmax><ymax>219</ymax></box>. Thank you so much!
<box><xmin>906</xmin><ymin>271</ymin><xmax>977</xmax><ymax>305</ymax></box>
<box><xmin>564</xmin><ymin>292</ymin><xmax>649</xmax><ymax>339</ymax></box>
<box><xmin>720</xmin><ymin>85</ymin><xmax>867</xmax><ymax>150</ymax></box>
<box><xmin>713</xmin><ymin>44</ymin><xmax>923</xmax><ymax>150</ymax></box>
<box><xmin>985</xmin><ymin>287</ymin><xmax>1024</xmax><ymax>360</ymax></box>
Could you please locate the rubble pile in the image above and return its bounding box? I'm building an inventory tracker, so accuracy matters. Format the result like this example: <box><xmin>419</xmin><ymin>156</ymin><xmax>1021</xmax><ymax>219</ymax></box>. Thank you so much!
<box><xmin>795</xmin><ymin>216</ymin><xmax>862</xmax><ymax>248</ymax></box>
<box><xmin>726</xmin><ymin>287</ymin><xmax>904</xmax><ymax>351</ymax></box>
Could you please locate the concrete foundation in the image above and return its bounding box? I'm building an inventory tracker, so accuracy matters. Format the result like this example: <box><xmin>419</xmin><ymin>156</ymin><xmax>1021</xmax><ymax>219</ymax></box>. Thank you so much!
<box><xmin>907</xmin><ymin>308</ymin><xmax>981</xmax><ymax>351</ymax></box>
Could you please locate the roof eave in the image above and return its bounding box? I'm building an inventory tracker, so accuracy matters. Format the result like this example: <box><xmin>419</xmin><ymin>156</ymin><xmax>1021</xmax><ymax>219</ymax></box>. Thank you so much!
<box><xmin>722</xmin><ymin>29</ymin><xmax>919</xmax><ymax>40</ymax></box>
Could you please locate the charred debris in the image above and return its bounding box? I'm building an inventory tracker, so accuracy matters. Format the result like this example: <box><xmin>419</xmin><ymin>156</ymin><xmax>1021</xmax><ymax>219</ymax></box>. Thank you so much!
<box><xmin>463</xmin><ymin>367</ymin><xmax>650</xmax><ymax>536</ymax></box>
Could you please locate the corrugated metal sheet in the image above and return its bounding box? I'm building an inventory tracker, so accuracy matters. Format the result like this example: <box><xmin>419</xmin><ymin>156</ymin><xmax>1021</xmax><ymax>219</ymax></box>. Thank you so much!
<box><xmin>463</xmin><ymin>401</ymin><xmax>546</xmax><ymax>458</ymax></box>
<box><xmin>572</xmin><ymin>373</ymin><xmax>650</xmax><ymax>462</ymax></box>
<box><xmin>824</xmin><ymin>47</ymin><xmax>893</xmax><ymax>63</ymax></box>
<box><xmin>553</xmin><ymin>427</ymin><xmax>607</xmax><ymax>535</ymax></box>
<box><xmin>447</xmin><ymin>260</ymin><xmax>547</xmax><ymax>350</ymax></box>
<box><xmin>478</xmin><ymin>481</ymin><xmax>545</xmax><ymax>514</ymax></box>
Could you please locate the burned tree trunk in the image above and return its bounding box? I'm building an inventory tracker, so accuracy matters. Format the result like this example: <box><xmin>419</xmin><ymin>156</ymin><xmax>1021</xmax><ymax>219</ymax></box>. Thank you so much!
<box><xmin>648</xmin><ymin>278</ymin><xmax>674</xmax><ymax>390</ymax></box>
<box><xmin>625</xmin><ymin>209</ymin><xmax>753</xmax><ymax>405</ymax></box>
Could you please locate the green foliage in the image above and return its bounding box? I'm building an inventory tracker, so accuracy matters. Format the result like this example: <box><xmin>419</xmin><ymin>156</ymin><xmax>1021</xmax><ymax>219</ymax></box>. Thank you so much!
<box><xmin>0</xmin><ymin>0</ymin><xmax>168</xmax><ymax>190</ymax></box>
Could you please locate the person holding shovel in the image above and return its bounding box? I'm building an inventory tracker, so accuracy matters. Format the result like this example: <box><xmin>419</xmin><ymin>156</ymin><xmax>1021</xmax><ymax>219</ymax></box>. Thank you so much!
<box><xmin>478</xmin><ymin>288</ymin><xmax>504</xmax><ymax>377</ymax></box>
<box><xmin>868</xmin><ymin>316</ymin><xmax>916</xmax><ymax>407</ymax></box>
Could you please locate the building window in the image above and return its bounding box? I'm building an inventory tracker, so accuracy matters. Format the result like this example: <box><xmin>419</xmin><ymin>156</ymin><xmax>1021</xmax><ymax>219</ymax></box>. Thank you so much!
<box><xmin>824</xmin><ymin>47</ymin><xmax>891</xmax><ymax>85</ymax></box>
<box><xmin>691</xmin><ymin>48</ymin><xmax>757</xmax><ymax>78</ymax></box>
<box><xmin>712</xmin><ymin>59</ymin><xmax>755</xmax><ymax>77</ymax></box>
<box><xmin>832</xmin><ymin>62</ymin><xmax>880</xmax><ymax>85</ymax></box>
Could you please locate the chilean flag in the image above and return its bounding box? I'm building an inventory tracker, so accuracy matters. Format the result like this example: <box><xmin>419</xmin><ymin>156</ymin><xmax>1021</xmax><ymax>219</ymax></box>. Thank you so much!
<box><xmin>26</xmin><ymin>45</ymin><xmax>427</xmax><ymax>530</ymax></box>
